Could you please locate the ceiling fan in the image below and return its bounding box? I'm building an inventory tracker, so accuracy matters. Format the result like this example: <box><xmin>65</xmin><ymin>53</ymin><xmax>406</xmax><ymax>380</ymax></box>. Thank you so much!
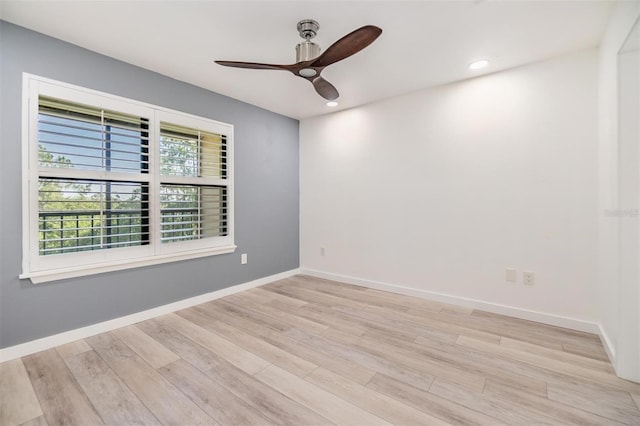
<box><xmin>215</xmin><ymin>20</ymin><xmax>382</xmax><ymax>101</ymax></box>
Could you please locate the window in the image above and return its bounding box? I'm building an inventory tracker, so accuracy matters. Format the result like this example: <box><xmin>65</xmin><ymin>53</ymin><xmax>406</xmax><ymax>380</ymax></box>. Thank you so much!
<box><xmin>37</xmin><ymin>98</ymin><xmax>152</xmax><ymax>255</ymax></box>
<box><xmin>158</xmin><ymin>122</ymin><xmax>228</xmax><ymax>244</ymax></box>
<box><xmin>21</xmin><ymin>75</ymin><xmax>234</xmax><ymax>283</ymax></box>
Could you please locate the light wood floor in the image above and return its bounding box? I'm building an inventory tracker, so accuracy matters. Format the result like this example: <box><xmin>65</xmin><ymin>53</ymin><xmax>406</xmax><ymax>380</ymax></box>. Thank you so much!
<box><xmin>2</xmin><ymin>275</ymin><xmax>640</xmax><ymax>426</ymax></box>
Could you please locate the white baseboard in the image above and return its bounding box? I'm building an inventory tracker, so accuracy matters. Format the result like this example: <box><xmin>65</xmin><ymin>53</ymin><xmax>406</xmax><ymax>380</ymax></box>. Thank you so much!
<box><xmin>598</xmin><ymin>324</ymin><xmax>616</xmax><ymax>367</ymax></box>
<box><xmin>0</xmin><ymin>268</ymin><xmax>300</xmax><ymax>362</ymax></box>
<box><xmin>300</xmin><ymin>268</ymin><xmax>600</xmax><ymax>334</ymax></box>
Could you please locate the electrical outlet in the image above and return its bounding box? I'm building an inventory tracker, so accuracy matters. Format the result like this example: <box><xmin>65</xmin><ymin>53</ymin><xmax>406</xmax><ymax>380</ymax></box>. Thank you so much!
<box><xmin>241</xmin><ymin>253</ymin><xmax>248</xmax><ymax>265</ymax></box>
<box><xmin>505</xmin><ymin>268</ymin><xmax>517</xmax><ymax>283</ymax></box>
<box><xmin>320</xmin><ymin>247</ymin><xmax>325</xmax><ymax>256</ymax></box>
<box><xmin>523</xmin><ymin>271</ymin><xmax>535</xmax><ymax>285</ymax></box>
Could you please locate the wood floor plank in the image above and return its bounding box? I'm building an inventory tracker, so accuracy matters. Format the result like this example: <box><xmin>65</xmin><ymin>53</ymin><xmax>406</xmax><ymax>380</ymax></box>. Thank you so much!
<box><xmin>410</xmin><ymin>326</ymin><xmax>459</xmax><ymax>344</ymax></box>
<box><xmin>250</xmin><ymin>286</ymin><xmax>308</xmax><ymax>307</ymax></box>
<box><xmin>263</xmin><ymin>283</ymin><xmax>394</xmax><ymax>319</ymax></box>
<box><xmin>471</xmin><ymin>309</ymin><xmax>600</xmax><ymax>342</ymax></box>
<box><xmin>428</xmin><ymin>378</ymin><xmax>559</xmax><ymax>425</ymax></box>
<box><xmin>291</xmin><ymin>275</ymin><xmax>460</xmax><ymax>315</ymax></box>
<box><xmin>135</xmin><ymin>318</ymin><xmax>222</xmax><ymax>374</ymax></box>
<box><xmin>220</xmin><ymin>287</ymin><xmax>283</xmax><ymax>306</ymax></box>
<box><xmin>562</xmin><ymin>339</ymin><xmax>611</xmax><ymax>362</ymax></box>
<box><xmin>180</xmin><ymin>303</ymin><xmax>377</xmax><ymax>384</ymax></box>
<box><xmin>372</xmin><ymin>328</ymin><xmax>452</xmax><ymax>356</ymax></box>
<box><xmin>279</xmin><ymin>279</ymin><xmax>412</xmax><ymax>319</ymax></box>
<box><xmin>63</xmin><ymin>349</ymin><xmax>161</xmax><ymax>426</ymax></box>
<box><xmin>0</xmin><ymin>359</ymin><xmax>43</xmax><ymax>426</ymax></box>
<box><xmin>409</xmin><ymin>311</ymin><xmax>502</xmax><ymax>343</ymax></box>
<box><xmin>284</xmin><ymin>276</ymin><xmax>413</xmax><ymax>313</ymax></box>
<box><xmin>22</xmin><ymin>349</ymin><xmax>103</xmax><ymax>426</ymax></box>
<box><xmin>188</xmin><ymin>305</ymin><xmax>317</xmax><ymax>380</ymax></box>
<box><xmin>202</xmin><ymin>319</ymin><xmax>318</xmax><ymax>377</ymax></box>
<box><xmin>367</xmin><ymin>372</ymin><xmax>508</xmax><ymax>426</ymax></box>
<box><xmin>413</xmin><ymin>334</ymin><xmax>550</xmax><ymax>397</ymax></box>
<box><xmin>373</xmin><ymin>300</ymin><xmax>498</xmax><ymax>342</ymax></box>
<box><xmin>291</xmin><ymin>326</ymin><xmax>435</xmax><ymax>391</ymax></box>
<box><xmin>361</xmin><ymin>327</ymin><xmax>550</xmax><ymax>397</ymax></box>
<box><xmin>224</xmin><ymin>294</ymin><xmax>329</xmax><ymax>333</ymax></box>
<box><xmin>266</xmin><ymin>298</ymin><xmax>369</xmax><ymax>336</ymax></box>
<box><xmin>358</xmin><ymin>286</ymin><xmax>471</xmax><ymax>314</ymax></box>
<box><xmin>547</xmin><ymin>381</ymin><xmax>640</xmax><ymax>424</ymax></box>
<box><xmin>430</xmin><ymin>332</ymin><xmax>623</xmax><ymax>398</ymax></box>
<box><xmin>312</xmin><ymin>275</ymin><xmax>475</xmax><ymax>316</ymax></box>
<box><xmin>306</xmin><ymin>366</ymin><xmax>451</xmax><ymax>426</ymax></box>
<box><xmin>362</xmin><ymin>288</ymin><xmax>446</xmax><ymax>313</ymax></box>
<box><xmin>422</xmin><ymin>307</ymin><xmax>568</xmax><ymax>350</ymax></box>
<box><xmin>159</xmin><ymin>359</ymin><xmax>273</xmax><ymax>425</ymax></box>
<box><xmin>322</xmin><ymin>327</ymin><xmax>485</xmax><ymax>392</ymax></box>
<box><xmin>214</xmin><ymin>299</ymin><xmax>293</xmax><ymax>333</ymax></box>
<box><xmin>501</xmin><ymin>336</ymin><xmax>614</xmax><ymax>374</ymax></box>
<box><xmin>55</xmin><ymin>339</ymin><xmax>91</xmax><ymax>359</ymax></box>
<box><xmin>17</xmin><ymin>415</ymin><xmax>48</xmax><ymax>426</ymax></box>
<box><xmin>111</xmin><ymin>325</ymin><xmax>180</xmax><ymax>369</ymax></box>
<box><xmin>205</xmin><ymin>360</ymin><xmax>333</xmax><ymax>425</ymax></box>
<box><xmin>308</xmin><ymin>290</ymin><xmax>500</xmax><ymax>345</ymax></box>
<box><xmin>156</xmin><ymin>313</ymin><xmax>270</xmax><ymax>375</ymax></box>
<box><xmin>255</xmin><ymin>364</ymin><xmax>392</xmax><ymax>425</ymax></box>
<box><xmin>329</xmin><ymin>304</ymin><xmax>434</xmax><ymax>340</ymax></box>
<box><xmin>457</xmin><ymin>335</ymin><xmax>640</xmax><ymax>393</ymax></box>
<box><xmin>191</xmin><ymin>299</ymin><xmax>287</xmax><ymax>335</ymax></box>
<box><xmin>311</xmin><ymin>303</ymin><xmax>420</xmax><ymax>341</ymax></box>
<box><xmin>299</xmin><ymin>302</ymin><xmax>391</xmax><ymax>336</ymax></box>
<box><xmin>484</xmin><ymin>379</ymin><xmax>625</xmax><ymax>426</ymax></box>
<box><xmin>86</xmin><ymin>332</ymin><xmax>214</xmax><ymax>425</ymax></box>
<box><xmin>632</xmin><ymin>394</ymin><xmax>640</xmax><ymax>411</ymax></box>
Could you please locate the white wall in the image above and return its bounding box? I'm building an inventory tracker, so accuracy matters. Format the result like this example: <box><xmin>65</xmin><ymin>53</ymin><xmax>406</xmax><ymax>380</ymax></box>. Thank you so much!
<box><xmin>301</xmin><ymin>49</ymin><xmax>599</xmax><ymax>327</ymax></box>
<box><xmin>597</xmin><ymin>1</ymin><xmax>640</xmax><ymax>381</ymax></box>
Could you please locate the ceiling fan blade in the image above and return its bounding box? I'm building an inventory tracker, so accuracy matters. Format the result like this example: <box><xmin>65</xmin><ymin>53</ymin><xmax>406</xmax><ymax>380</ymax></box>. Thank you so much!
<box><xmin>312</xmin><ymin>77</ymin><xmax>339</xmax><ymax>100</ymax></box>
<box><xmin>215</xmin><ymin>60</ymin><xmax>290</xmax><ymax>71</ymax></box>
<box><xmin>311</xmin><ymin>25</ymin><xmax>382</xmax><ymax>68</ymax></box>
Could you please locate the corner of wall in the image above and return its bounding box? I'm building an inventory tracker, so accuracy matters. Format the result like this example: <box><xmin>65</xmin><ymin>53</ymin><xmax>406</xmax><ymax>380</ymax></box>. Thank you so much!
<box><xmin>596</xmin><ymin>0</ymin><xmax>640</xmax><ymax>380</ymax></box>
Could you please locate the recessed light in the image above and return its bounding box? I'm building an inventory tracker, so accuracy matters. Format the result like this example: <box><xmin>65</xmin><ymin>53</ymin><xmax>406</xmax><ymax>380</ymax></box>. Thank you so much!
<box><xmin>326</xmin><ymin>101</ymin><xmax>338</xmax><ymax>107</ymax></box>
<box><xmin>469</xmin><ymin>60</ymin><xmax>489</xmax><ymax>70</ymax></box>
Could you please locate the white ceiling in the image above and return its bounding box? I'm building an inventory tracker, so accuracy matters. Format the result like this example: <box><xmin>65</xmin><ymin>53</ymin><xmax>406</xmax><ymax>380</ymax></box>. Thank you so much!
<box><xmin>1</xmin><ymin>1</ymin><xmax>614</xmax><ymax>119</ymax></box>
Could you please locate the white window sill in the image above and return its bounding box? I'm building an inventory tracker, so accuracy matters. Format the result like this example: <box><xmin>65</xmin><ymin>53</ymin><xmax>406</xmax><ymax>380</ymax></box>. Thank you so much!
<box><xmin>20</xmin><ymin>244</ymin><xmax>237</xmax><ymax>284</ymax></box>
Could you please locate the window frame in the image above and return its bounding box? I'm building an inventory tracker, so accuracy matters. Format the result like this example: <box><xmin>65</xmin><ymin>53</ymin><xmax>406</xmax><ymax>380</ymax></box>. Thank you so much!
<box><xmin>20</xmin><ymin>74</ymin><xmax>235</xmax><ymax>284</ymax></box>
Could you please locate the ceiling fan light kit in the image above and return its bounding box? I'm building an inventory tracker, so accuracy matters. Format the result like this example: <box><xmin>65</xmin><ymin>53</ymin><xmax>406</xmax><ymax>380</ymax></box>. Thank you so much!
<box><xmin>215</xmin><ymin>19</ymin><xmax>382</xmax><ymax>101</ymax></box>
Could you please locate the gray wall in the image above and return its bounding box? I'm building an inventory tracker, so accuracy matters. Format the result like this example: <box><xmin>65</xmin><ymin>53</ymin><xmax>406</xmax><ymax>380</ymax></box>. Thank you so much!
<box><xmin>0</xmin><ymin>21</ymin><xmax>300</xmax><ymax>349</ymax></box>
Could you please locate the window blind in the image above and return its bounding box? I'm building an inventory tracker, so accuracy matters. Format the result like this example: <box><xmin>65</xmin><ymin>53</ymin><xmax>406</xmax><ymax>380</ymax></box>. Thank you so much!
<box><xmin>160</xmin><ymin>123</ymin><xmax>226</xmax><ymax>178</ymax></box>
<box><xmin>37</xmin><ymin>97</ymin><xmax>150</xmax><ymax>255</ymax></box>
<box><xmin>159</xmin><ymin>123</ymin><xmax>228</xmax><ymax>244</ymax></box>
<box><xmin>38</xmin><ymin>179</ymin><xmax>150</xmax><ymax>255</ymax></box>
<box><xmin>38</xmin><ymin>97</ymin><xmax>149</xmax><ymax>173</ymax></box>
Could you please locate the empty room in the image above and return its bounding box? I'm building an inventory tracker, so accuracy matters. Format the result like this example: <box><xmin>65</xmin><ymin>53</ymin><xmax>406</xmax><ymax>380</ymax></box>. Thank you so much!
<box><xmin>1</xmin><ymin>1</ymin><xmax>639</xmax><ymax>425</ymax></box>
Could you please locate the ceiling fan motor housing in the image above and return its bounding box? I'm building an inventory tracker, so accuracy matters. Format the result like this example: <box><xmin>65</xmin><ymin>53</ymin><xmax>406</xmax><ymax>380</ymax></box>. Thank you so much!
<box><xmin>296</xmin><ymin>41</ymin><xmax>321</xmax><ymax>62</ymax></box>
